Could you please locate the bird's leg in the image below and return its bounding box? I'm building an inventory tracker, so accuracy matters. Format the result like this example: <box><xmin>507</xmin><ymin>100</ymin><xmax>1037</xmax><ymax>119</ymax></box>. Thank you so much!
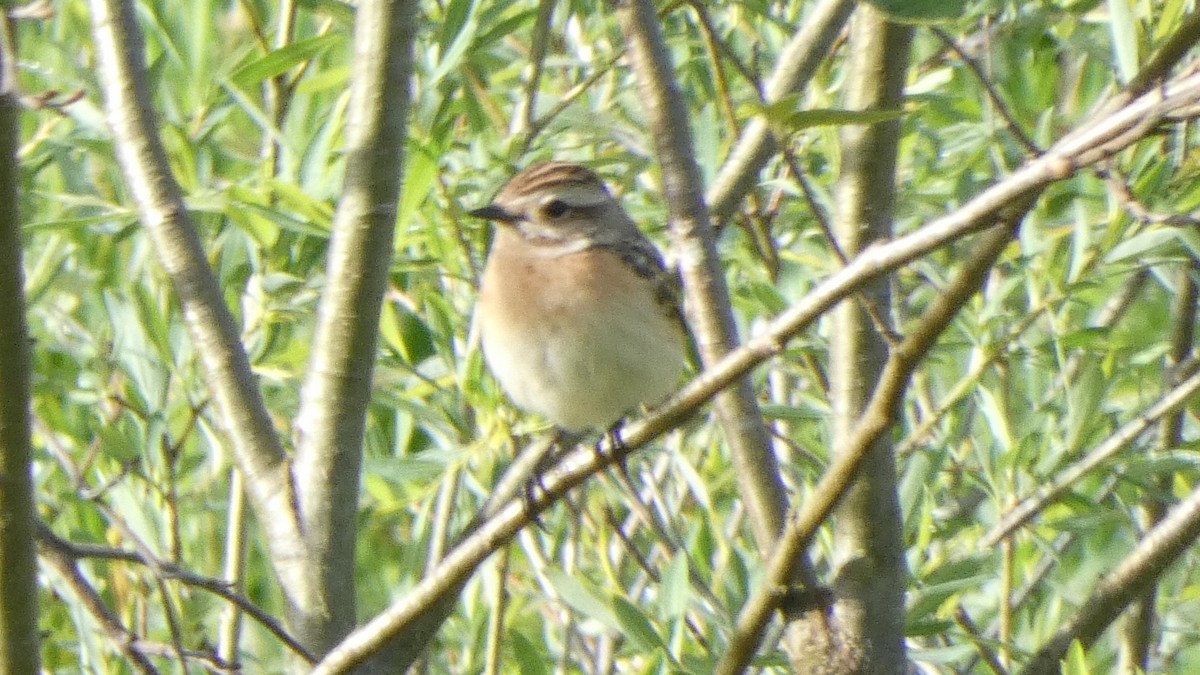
<box><xmin>595</xmin><ymin>418</ymin><xmax>628</xmax><ymax>464</ymax></box>
<box><xmin>520</xmin><ymin>429</ymin><xmax>581</xmax><ymax>528</ymax></box>
<box><xmin>546</xmin><ymin>428</ymin><xmax>581</xmax><ymax>467</ymax></box>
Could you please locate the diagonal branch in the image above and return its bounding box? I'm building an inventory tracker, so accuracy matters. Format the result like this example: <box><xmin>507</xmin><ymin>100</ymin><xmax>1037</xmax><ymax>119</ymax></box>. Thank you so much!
<box><xmin>1125</xmin><ymin>9</ymin><xmax>1200</xmax><ymax>96</ymax></box>
<box><xmin>982</xmin><ymin>354</ymin><xmax>1200</xmax><ymax>547</ymax></box>
<box><xmin>615</xmin><ymin>0</ymin><xmax>796</xmax><ymax>566</ymax></box>
<box><xmin>705</xmin><ymin>0</ymin><xmax>855</xmax><ymax>221</ymax></box>
<box><xmin>86</xmin><ymin>0</ymin><xmax>306</xmax><ymax>591</ymax></box>
<box><xmin>715</xmin><ymin>214</ymin><xmax>1026</xmax><ymax>675</ymax></box>
<box><xmin>1018</xmin><ymin>477</ymin><xmax>1200</xmax><ymax>674</ymax></box>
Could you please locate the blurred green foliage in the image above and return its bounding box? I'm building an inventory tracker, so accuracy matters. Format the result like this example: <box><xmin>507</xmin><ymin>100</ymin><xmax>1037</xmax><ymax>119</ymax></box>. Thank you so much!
<box><xmin>17</xmin><ymin>0</ymin><xmax>1200</xmax><ymax>671</ymax></box>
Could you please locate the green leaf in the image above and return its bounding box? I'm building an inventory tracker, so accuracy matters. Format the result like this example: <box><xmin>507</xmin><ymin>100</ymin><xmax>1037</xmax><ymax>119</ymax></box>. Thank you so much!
<box><xmin>1059</xmin><ymin>327</ymin><xmax>1112</xmax><ymax>350</ymax></box>
<box><xmin>228</xmin><ymin>199</ymin><xmax>331</xmax><ymax>239</ymax></box>
<box><xmin>659</xmin><ymin>555</ymin><xmax>689</xmax><ymax>619</ymax></box>
<box><xmin>546</xmin><ymin>571</ymin><xmax>620</xmax><ymax>633</ymax></box>
<box><xmin>397</xmin><ymin>139</ymin><xmax>441</xmax><ymax>234</ymax></box>
<box><xmin>1061</xmin><ymin>639</ymin><xmax>1092</xmax><ymax>675</ymax></box>
<box><xmin>231</xmin><ymin>35</ymin><xmax>343</xmax><ymax>89</ymax></box>
<box><xmin>908</xmin><ymin>571</ymin><xmax>992</xmax><ymax>619</ymax></box>
<box><xmin>1153</xmin><ymin>0</ymin><xmax>1187</xmax><ymax>41</ymax></box>
<box><xmin>362</xmin><ymin>454</ymin><xmax>445</xmax><ymax>486</ymax></box>
<box><xmin>267</xmin><ymin>180</ymin><xmax>336</xmax><ymax>228</ymax></box>
<box><xmin>507</xmin><ymin>630</ymin><xmax>551</xmax><ymax>675</ymax></box>
<box><xmin>611</xmin><ymin>596</ymin><xmax>665</xmax><ymax>651</ymax></box>
<box><xmin>754</xmin><ymin>99</ymin><xmax>909</xmax><ymax>135</ymax></box>
<box><xmin>297</xmin><ymin>0</ymin><xmax>356</xmax><ymax>23</ymax></box>
<box><xmin>1065</xmin><ymin>363</ymin><xmax>1106</xmax><ymax>454</ymax></box>
<box><xmin>672</xmin><ymin>452</ymin><xmax>712</xmax><ymax>511</ymax></box>
<box><xmin>1174</xmin><ymin>225</ymin><xmax>1200</xmax><ymax>260</ymax></box>
<box><xmin>381</xmin><ymin>302</ymin><xmax>435</xmax><ymax>364</ymax></box>
<box><xmin>24</xmin><ymin>213</ymin><xmax>137</xmax><ymax>233</ymax></box>
<box><xmin>862</xmin><ymin>0</ymin><xmax>968</xmax><ymax>21</ymax></box>
<box><xmin>1106</xmin><ymin>0</ymin><xmax>1139</xmax><ymax>83</ymax></box>
<box><xmin>475</xmin><ymin>9</ymin><xmax>538</xmax><ymax>49</ymax></box>
<box><xmin>431</xmin><ymin>0</ymin><xmax>479</xmax><ymax>85</ymax></box>
<box><xmin>1104</xmin><ymin>228</ymin><xmax>1179</xmax><ymax>263</ymax></box>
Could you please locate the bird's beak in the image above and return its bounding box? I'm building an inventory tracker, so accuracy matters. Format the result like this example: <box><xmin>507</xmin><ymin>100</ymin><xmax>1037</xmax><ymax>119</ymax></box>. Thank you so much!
<box><xmin>468</xmin><ymin>204</ymin><xmax>518</xmax><ymax>223</ymax></box>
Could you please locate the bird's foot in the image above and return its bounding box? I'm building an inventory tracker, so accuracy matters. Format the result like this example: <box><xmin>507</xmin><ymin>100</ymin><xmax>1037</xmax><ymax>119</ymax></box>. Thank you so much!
<box><xmin>594</xmin><ymin>419</ymin><xmax>627</xmax><ymax>461</ymax></box>
<box><xmin>521</xmin><ymin>429</ymin><xmax>581</xmax><ymax>530</ymax></box>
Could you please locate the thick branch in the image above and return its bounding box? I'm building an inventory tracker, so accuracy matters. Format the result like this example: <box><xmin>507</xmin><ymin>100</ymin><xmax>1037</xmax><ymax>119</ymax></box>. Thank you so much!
<box><xmin>807</xmin><ymin>9</ymin><xmax>911</xmax><ymax>672</ymax></box>
<box><xmin>0</xmin><ymin>19</ymin><xmax>38</xmax><ymax>675</ymax></box>
<box><xmin>86</xmin><ymin>0</ymin><xmax>305</xmax><ymax>581</ymax></box>
<box><xmin>289</xmin><ymin>0</ymin><xmax>418</xmax><ymax>658</ymax></box>
<box><xmin>617</xmin><ymin>0</ymin><xmax>794</xmax><ymax>566</ymax></box>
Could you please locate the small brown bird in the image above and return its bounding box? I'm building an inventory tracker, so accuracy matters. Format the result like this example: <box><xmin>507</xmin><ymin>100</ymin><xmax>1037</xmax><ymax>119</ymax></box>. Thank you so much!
<box><xmin>470</xmin><ymin>162</ymin><xmax>686</xmax><ymax>432</ymax></box>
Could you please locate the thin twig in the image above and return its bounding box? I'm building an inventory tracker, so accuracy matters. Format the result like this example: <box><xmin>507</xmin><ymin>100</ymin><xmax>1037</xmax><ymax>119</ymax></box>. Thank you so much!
<box><xmin>932</xmin><ymin>26</ymin><xmax>1041</xmax><ymax>155</ymax></box>
<box><xmin>37</xmin><ymin>522</ymin><xmax>315</xmax><ymax>662</ymax></box>
<box><xmin>983</xmin><ymin>354</ymin><xmax>1200</xmax><ymax>546</ymax></box>
<box><xmin>39</xmin><ymin>536</ymin><xmax>161</xmax><ymax>674</ymax></box>
<box><xmin>953</xmin><ymin>607</ymin><xmax>1009</xmax><ymax>675</ymax></box>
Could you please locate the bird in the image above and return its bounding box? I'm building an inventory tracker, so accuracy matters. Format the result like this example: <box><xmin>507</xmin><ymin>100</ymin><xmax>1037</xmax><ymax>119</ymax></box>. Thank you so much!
<box><xmin>469</xmin><ymin>161</ymin><xmax>687</xmax><ymax>433</ymax></box>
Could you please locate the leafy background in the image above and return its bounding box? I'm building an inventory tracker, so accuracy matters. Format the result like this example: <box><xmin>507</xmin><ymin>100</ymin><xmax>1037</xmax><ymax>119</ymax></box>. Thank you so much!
<box><xmin>15</xmin><ymin>0</ymin><xmax>1200</xmax><ymax>672</ymax></box>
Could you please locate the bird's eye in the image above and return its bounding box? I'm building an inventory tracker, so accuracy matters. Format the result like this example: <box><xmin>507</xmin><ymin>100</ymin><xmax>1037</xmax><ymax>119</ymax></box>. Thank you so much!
<box><xmin>542</xmin><ymin>199</ymin><xmax>571</xmax><ymax>219</ymax></box>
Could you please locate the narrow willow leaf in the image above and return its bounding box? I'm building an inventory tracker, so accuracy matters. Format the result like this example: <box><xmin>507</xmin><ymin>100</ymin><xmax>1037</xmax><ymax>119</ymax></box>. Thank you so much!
<box><xmin>231</xmin><ymin>35</ymin><xmax>343</xmax><ymax>89</ymax></box>
<box><xmin>546</xmin><ymin>571</ymin><xmax>621</xmax><ymax>633</ymax></box>
<box><xmin>611</xmin><ymin>596</ymin><xmax>666</xmax><ymax>651</ymax></box>
<box><xmin>1107</xmin><ymin>0</ymin><xmax>1139</xmax><ymax>82</ymax></box>
<box><xmin>754</xmin><ymin>100</ymin><xmax>908</xmax><ymax>135</ymax></box>
<box><xmin>863</xmin><ymin>0</ymin><xmax>969</xmax><ymax>21</ymax></box>
<box><xmin>659</xmin><ymin>554</ymin><xmax>689</xmax><ymax>619</ymax></box>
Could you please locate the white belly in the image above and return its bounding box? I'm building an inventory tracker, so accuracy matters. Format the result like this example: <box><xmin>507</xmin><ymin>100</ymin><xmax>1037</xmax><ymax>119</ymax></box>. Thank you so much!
<box><xmin>482</xmin><ymin>306</ymin><xmax>683</xmax><ymax>430</ymax></box>
<box><xmin>477</xmin><ymin>241</ymin><xmax>685</xmax><ymax>431</ymax></box>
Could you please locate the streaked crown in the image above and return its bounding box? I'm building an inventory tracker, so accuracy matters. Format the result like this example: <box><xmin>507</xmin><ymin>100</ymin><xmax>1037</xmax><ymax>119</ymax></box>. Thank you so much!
<box><xmin>494</xmin><ymin>162</ymin><xmax>611</xmax><ymax>207</ymax></box>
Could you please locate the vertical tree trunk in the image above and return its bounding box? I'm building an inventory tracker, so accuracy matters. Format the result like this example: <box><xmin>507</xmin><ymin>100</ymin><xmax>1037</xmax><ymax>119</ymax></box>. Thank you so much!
<box><xmin>0</xmin><ymin>19</ymin><xmax>39</xmax><ymax>675</ymax></box>
<box><xmin>790</xmin><ymin>8</ymin><xmax>913</xmax><ymax>673</ymax></box>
